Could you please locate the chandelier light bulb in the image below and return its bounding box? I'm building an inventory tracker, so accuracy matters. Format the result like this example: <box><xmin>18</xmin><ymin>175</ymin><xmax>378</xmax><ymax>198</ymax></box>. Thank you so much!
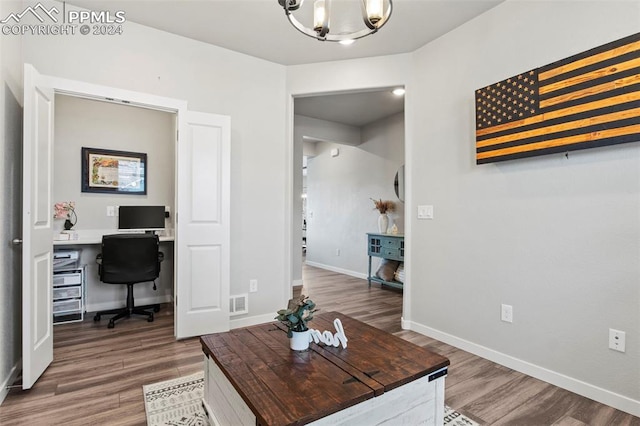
<box><xmin>313</xmin><ymin>0</ymin><xmax>329</xmax><ymax>35</ymax></box>
<box><xmin>366</xmin><ymin>0</ymin><xmax>384</xmax><ymax>25</ymax></box>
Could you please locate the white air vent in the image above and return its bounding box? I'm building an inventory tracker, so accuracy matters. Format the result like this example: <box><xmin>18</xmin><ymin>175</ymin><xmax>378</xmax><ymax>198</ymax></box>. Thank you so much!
<box><xmin>229</xmin><ymin>294</ymin><xmax>248</xmax><ymax>316</ymax></box>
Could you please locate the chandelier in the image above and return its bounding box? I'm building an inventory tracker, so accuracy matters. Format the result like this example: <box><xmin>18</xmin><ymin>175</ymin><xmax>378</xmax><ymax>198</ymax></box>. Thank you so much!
<box><xmin>277</xmin><ymin>0</ymin><xmax>393</xmax><ymax>42</ymax></box>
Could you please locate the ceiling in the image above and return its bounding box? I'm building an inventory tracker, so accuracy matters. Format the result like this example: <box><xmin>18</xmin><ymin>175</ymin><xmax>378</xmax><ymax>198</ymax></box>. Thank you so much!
<box><xmin>295</xmin><ymin>88</ymin><xmax>405</xmax><ymax>127</ymax></box>
<box><xmin>67</xmin><ymin>0</ymin><xmax>503</xmax><ymax>126</ymax></box>
<box><xmin>68</xmin><ymin>0</ymin><xmax>502</xmax><ymax>66</ymax></box>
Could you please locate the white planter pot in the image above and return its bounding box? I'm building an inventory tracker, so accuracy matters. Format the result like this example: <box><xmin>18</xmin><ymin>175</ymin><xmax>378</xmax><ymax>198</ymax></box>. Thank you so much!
<box><xmin>290</xmin><ymin>330</ymin><xmax>310</xmax><ymax>351</ymax></box>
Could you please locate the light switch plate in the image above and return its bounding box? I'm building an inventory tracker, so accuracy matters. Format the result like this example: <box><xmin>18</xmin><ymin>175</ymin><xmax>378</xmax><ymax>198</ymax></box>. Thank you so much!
<box><xmin>417</xmin><ymin>205</ymin><xmax>434</xmax><ymax>219</ymax></box>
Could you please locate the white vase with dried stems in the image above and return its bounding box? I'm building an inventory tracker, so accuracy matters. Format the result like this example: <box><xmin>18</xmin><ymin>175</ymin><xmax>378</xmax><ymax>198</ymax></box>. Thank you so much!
<box><xmin>377</xmin><ymin>214</ymin><xmax>389</xmax><ymax>234</ymax></box>
<box><xmin>370</xmin><ymin>198</ymin><xmax>395</xmax><ymax>234</ymax></box>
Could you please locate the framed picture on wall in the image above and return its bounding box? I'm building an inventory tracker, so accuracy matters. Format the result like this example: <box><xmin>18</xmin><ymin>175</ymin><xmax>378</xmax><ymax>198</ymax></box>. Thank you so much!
<box><xmin>81</xmin><ymin>147</ymin><xmax>147</xmax><ymax>195</ymax></box>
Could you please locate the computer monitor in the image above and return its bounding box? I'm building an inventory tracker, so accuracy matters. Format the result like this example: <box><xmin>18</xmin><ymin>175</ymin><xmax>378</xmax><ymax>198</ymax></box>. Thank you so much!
<box><xmin>118</xmin><ymin>205</ymin><xmax>165</xmax><ymax>232</ymax></box>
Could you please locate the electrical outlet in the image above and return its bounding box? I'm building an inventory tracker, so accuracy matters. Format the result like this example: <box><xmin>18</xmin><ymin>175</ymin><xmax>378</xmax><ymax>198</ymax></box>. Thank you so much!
<box><xmin>249</xmin><ymin>279</ymin><xmax>258</xmax><ymax>293</ymax></box>
<box><xmin>501</xmin><ymin>304</ymin><xmax>513</xmax><ymax>323</ymax></box>
<box><xmin>335</xmin><ymin>248</ymin><xmax>340</xmax><ymax>256</ymax></box>
<box><xmin>609</xmin><ymin>329</ymin><xmax>626</xmax><ymax>352</ymax></box>
<box><xmin>106</xmin><ymin>206</ymin><xmax>115</xmax><ymax>217</ymax></box>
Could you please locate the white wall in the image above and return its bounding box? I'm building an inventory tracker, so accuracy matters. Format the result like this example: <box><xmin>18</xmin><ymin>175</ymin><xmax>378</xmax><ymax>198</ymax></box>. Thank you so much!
<box><xmin>408</xmin><ymin>0</ymin><xmax>639</xmax><ymax>415</ymax></box>
<box><xmin>295</xmin><ymin>114</ymin><xmax>361</xmax><ymax>146</ymax></box>
<box><xmin>362</xmin><ymin>112</ymin><xmax>406</xmax><ymax>233</ymax></box>
<box><xmin>292</xmin><ymin>113</ymin><xmax>364</xmax><ymax>283</ymax></box>
<box><xmin>53</xmin><ymin>95</ymin><xmax>175</xmax><ymax>232</ymax></box>
<box><xmin>24</xmin><ymin>0</ymin><xmax>288</xmax><ymax>324</ymax></box>
<box><xmin>0</xmin><ymin>0</ymin><xmax>24</xmax><ymax>403</ymax></box>
<box><xmin>305</xmin><ymin>112</ymin><xmax>405</xmax><ymax>277</ymax></box>
<box><xmin>287</xmin><ymin>54</ymin><xmax>411</xmax><ymax>96</ymax></box>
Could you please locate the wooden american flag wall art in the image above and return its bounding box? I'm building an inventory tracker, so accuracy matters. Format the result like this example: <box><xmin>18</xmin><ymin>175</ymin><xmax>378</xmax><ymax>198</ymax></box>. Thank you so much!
<box><xmin>475</xmin><ymin>32</ymin><xmax>640</xmax><ymax>164</ymax></box>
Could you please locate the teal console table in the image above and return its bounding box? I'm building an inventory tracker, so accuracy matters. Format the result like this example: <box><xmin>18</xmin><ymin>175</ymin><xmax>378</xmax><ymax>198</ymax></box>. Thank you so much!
<box><xmin>367</xmin><ymin>233</ymin><xmax>404</xmax><ymax>289</ymax></box>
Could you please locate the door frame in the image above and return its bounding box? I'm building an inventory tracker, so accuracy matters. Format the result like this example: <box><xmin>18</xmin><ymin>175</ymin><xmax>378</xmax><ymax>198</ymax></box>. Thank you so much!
<box><xmin>46</xmin><ymin>75</ymin><xmax>231</xmax><ymax>340</ymax></box>
<box><xmin>28</xmin><ymin>66</ymin><xmax>232</xmax><ymax>333</ymax></box>
<box><xmin>21</xmin><ymin>69</ymin><xmax>185</xmax><ymax>389</ymax></box>
<box><xmin>285</xmin><ymin>87</ymin><xmax>410</xmax><ymax>323</ymax></box>
<box><xmin>44</xmin><ymin>74</ymin><xmax>187</xmax><ymax>336</ymax></box>
<box><xmin>22</xmin><ymin>65</ymin><xmax>233</xmax><ymax>388</ymax></box>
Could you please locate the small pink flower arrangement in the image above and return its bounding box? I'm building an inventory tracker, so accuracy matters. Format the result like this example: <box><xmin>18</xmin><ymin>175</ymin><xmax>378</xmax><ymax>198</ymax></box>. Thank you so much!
<box><xmin>54</xmin><ymin>201</ymin><xmax>75</xmax><ymax>219</ymax></box>
<box><xmin>53</xmin><ymin>201</ymin><xmax>77</xmax><ymax>230</ymax></box>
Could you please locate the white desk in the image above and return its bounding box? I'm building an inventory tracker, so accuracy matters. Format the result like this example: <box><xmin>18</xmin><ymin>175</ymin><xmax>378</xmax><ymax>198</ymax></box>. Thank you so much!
<box><xmin>53</xmin><ymin>229</ymin><xmax>174</xmax><ymax>246</ymax></box>
<box><xmin>53</xmin><ymin>229</ymin><xmax>175</xmax><ymax>313</ymax></box>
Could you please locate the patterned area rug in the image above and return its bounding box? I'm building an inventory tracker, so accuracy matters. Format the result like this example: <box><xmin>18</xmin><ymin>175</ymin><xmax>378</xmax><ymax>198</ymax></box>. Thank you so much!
<box><xmin>143</xmin><ymin>373</ymin><xmax>478</xmax><ymax>426</ymax></box>
<box><xmin>445</xmin><ymin>405</ymin><xmax>480</xmax><ymax>426</ymax></box>
<box><xmin>143</xmin><ymin>372</ymin><xmax>207</xmax><ymax>426</ymax></box>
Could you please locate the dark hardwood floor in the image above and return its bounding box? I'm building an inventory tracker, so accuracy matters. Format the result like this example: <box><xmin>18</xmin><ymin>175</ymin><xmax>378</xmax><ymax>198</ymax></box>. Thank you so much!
<box><xmin>1</xmin><ymin>264</ymin><xmax>638</xmax><ymax>425</ymax></box>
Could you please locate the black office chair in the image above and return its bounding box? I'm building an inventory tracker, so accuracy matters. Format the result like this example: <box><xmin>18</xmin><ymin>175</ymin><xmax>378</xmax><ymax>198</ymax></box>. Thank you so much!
<box><xmin>93</xmin><ymin>233</ymin><xmax>164</xmax><ymax>328</ymax></box>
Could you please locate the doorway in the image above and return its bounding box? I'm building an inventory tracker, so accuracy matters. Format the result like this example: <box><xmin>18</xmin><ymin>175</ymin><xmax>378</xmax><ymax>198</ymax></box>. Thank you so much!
<box><xmin>52</xmin><ymin>94</ymin><xmax>176</xmax><ymax>321</ymax></box>
<box><xmin>291</xmin><ymin>88</ymin><xmax>406</xmax><ymax>293</ymax></box>
<box><xmin>22</xmin><ymin>65</ymin><xmax>231</xmax><ymax>389</ymax></box>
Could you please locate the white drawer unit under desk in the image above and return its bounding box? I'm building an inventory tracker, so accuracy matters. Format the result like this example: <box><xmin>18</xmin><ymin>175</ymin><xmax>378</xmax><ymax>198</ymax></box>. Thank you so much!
<box><xmin>53</xmin><ymin>266</ymin><xmax>86</xmax><ymax>324</ymax></box>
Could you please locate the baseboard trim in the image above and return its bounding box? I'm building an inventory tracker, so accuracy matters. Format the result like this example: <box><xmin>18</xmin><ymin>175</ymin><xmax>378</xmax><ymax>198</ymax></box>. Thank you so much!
<box><xmin>400</xmin><ymin>316</ymin><xmax>411</xmax><ymax>330</ymax></box>
<box><xmin>408</xmin><ymin>320</ymin><xmax>640</xmax><ymax>418</ymax></box>
<box><xmin>230</xmin><ymin>313</ymin><xmax>275</xmax><ymax>329</ymax></box>
<box><xmin>85</xmin><ymin>295</ymin><xmax>173</xmax><ymax>313</ymax></box>
<box><xmin>292</xmin><ymin>279</ymin><xmax>303</xmax><ymax>288</ymax></box>
<box><xmin>304</xmin><ymin>261</ymin><xmax>367</xmax><ymax>281</ymax></box>
<box><xmin>0</xmin><ymin>359</ymin><xmax>22</xmax><ymax>406</ymax></box>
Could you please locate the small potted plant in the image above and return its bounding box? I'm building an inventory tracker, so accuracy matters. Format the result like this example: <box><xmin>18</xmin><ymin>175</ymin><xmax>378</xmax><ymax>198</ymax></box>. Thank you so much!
<box><xmin>275</xmin><ymin>294</ymin><xmax>318</xmax><ymax>351</ymax></box>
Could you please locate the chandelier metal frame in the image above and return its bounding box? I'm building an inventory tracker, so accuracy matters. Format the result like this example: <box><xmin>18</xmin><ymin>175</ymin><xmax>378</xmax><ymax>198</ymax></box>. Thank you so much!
<box><xmin>277</xmin><ymin>0</ymin><xmax>393</xmax><ymax>42</ymax></box>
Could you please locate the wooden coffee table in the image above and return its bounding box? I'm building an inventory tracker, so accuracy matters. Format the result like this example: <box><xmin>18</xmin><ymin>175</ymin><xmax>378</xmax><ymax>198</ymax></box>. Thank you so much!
<box><xmin>200</xmin><ymin>312</ymin><xmax>450</xmax><ymax>426</ymax></box>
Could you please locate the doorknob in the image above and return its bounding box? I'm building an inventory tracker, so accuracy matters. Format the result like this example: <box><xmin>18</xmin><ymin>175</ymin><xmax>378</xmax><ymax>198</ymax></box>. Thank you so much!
<box><xmin>12</xmin><ymin>238</ymin><xmax>22</xmax><ymax>245</ymax></box>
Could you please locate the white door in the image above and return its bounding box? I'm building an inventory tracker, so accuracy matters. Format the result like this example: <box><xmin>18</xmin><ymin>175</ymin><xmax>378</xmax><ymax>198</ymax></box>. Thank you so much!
<box><xmin>175</xmin><ymin>111</ymin><xmax>230</xmax><ymax>339</ymax></box>
<box><xmin>22</xmin><ymin>64</ymin><xmax>55</xmax><ymax>389</ymax></box>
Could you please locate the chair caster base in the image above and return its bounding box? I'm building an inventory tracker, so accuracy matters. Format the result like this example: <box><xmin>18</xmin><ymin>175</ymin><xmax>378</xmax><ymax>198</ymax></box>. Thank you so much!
<box><xmin>94</xmin><ymin>303</ymin><xmax>160</xmax><ymax>328</ymax></box>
